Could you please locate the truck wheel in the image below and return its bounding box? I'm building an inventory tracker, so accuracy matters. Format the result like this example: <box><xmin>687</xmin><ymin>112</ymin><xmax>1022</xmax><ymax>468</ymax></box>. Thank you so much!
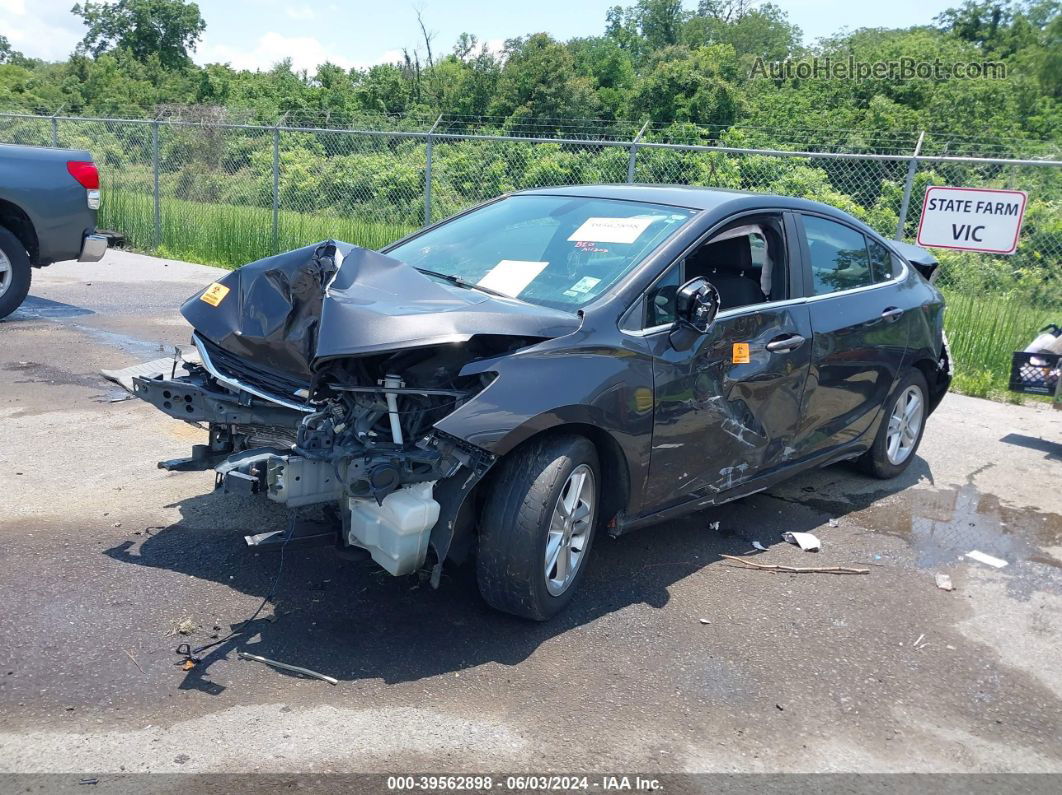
<box><xmin>0</xmin><ymin>227</ymin><xmax>32</xmax><ymax>321</ymax></box>
<box><xmin>477</xmin><ymin>434</ymin><xmax>599</xmax><ymax>621</ymax></box>
<box><xmin>855</xmin><ymin>369</ymin><xmax>929</xmax><ymax>479</ymax></box>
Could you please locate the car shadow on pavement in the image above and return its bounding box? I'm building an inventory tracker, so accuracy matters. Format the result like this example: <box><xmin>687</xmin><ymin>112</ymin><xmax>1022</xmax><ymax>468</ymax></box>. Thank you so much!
<box><xmin>103</xmin><ymin>457</ymin><xmax>930</xmax><ymax>694</ymax></box>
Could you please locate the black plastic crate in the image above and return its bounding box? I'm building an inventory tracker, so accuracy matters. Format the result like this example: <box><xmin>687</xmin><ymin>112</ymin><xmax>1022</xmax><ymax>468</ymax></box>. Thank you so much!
<box><xmin>1009</xmin><ymin>351</ymin><xmax>1061</xmax><ymax>396</ymax></box>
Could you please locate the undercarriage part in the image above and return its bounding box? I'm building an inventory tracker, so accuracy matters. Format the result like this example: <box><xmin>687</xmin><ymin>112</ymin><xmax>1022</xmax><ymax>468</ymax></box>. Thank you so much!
<box><xmin>132</xmin><ymin>371</ymin><xmax>305</xmax><ymax>427</ymax></box>
<box><xmin>383</xmin><ymin>374</ymin><xmax>404</xmax><ymax>445</ymax></box>
<box><xmin>345</xmin><ymin>481</ymin><xmax>441</xmax><ymax>576</ymax></box>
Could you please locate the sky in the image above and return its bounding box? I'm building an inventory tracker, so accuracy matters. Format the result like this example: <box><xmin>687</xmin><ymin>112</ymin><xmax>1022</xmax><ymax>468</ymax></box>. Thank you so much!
<box><xmin>3</xmin><ymin>0</ymin><xmax>963</xmax><ymax>72</ymax></box>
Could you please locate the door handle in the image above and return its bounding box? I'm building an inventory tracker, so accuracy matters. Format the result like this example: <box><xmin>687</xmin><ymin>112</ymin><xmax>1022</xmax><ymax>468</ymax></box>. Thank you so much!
<box><xmin>766</xmin><ymin>334</ymin><xmax>806</xmax><ymax>353</ymax></box>
<box><xmin>881</xmin><ymin>306</ymin><xmax>904</xmax><ymax>322</ymax></box>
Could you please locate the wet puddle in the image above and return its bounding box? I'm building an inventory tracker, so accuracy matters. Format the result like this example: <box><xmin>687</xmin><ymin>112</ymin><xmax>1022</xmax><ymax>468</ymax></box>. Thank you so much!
<box><xmin>852</xmin><ymin>482</ymin><xmax>1062</xmax><ymax>570</ymax></box>
<box><xmin>13</xmin><ymin>296</ymin><xmax>95</xmax><ymax>319</ymax></box>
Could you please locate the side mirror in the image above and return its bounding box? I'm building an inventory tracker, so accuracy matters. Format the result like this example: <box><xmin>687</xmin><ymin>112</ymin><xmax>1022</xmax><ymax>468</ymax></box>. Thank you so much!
<box><xmin>669</xmin><ymin>277</ymin><xmax>719</xmax><ymax>351</ymax></box>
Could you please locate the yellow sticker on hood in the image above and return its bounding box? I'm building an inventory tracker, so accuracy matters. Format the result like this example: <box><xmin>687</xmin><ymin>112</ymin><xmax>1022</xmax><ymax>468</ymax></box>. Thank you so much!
<box><xmin>200</xmin><ymin>282</ymin><xmax>230</xmax><ymax>307</ymax></box>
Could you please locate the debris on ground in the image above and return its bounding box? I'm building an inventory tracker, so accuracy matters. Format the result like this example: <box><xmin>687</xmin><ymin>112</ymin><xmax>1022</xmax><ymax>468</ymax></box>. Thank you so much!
<box><xmin>708</xmin><ymin>521</ymin><xmax>720</xmax><ymax>531</ymax></box>
<box><xmin>935</xmin><ymin>573</ymin><xmax>954</xmax><ymax>591</ymax></box>
<box><xmin>720</xmin><ymin>554</ymin><xmax>868</xmax><ymax>575</ymax></box>
<box><xmin>124</xmin><ymin>648</ymin><xmax>145</xmax><ymax>673</ymax></box>
<box><xmin>966</xmin><ymin>550</ymin><xmax>1008</xmax><ymax>569</ymax></box>
<box><xmin>828</xmin><ymin>518</ymin><xmax>839</xmax><ymax>528</ymax></box>
<box><xmin>180</xmin><ymin>659</ymin><xmax>196</xmax><ymax>671</ymax></box>
<box><xmin>782</xmin><ymin>531</ymin><xmax>821</xmax><ymax>552</ymax></box>
<box><xmin>699</xmin><ymin>618</ymin><xmax>711</xmax><ymax>625</ymax></box>
<box><xmin>913</xmin><ymin>634</ymin><xmax>929</xmax><ymax>650</ymax></box>
<box><xmin>172</xmin><ymin>617</ymin><xmax>196</xmax><ymax>635</ymax></box>
<box><xmin>752</xmin><ymin>541</ymin><xmax>768</xmax><ymax>551</ymax></box>
<box><xmin>238</xmin><ymin>651</ymin><xmax>338</xmax><ymax>685</ymax></box>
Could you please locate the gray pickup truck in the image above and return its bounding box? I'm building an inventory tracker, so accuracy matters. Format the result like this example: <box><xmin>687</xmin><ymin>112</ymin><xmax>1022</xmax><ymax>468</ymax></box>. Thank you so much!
<box><xmin>0</xmin><ymin>143</ymin><xmax>108</xmax><ymax>319</ymax></box>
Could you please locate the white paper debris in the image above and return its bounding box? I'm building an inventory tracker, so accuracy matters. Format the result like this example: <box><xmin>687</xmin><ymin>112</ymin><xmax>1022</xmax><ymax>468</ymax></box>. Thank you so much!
<box><xmin>935</xmin><ymin>573</ymin><xmax>954</xmax><ymax>591</ymax></box>
<box><xmin>965</xmin><ymin>550</ymin><xmax>1008</xmax><ymax>569</ymax></box>
<box><xmin>708</xmin><ymin>521</ymin><xmax>720</xmax><ymax>531</ymax></box>
<box><xmin>782</xmin><ymin>531</ymin><xmax>821</xmax><ymax>551</ymax></box>
<box><xmin>752</xmin><ymin>541</ymin><xmax>767</xmax><ymax>551</ymax></box>
<box><xmin>828</xmin><ymin>518</ymin><xmax>839</xmax><ymax>528</ymax></box>
<box><xmin>477</xmin><ymin>259</ymin><xmax>549</xmax><ymax>297</ymax></box>
<box><xmin>699</xmin><ymin>618</ymin><xmax>711</xmax><ymax>625</ymax></box>
<box><xmin>568</xmin><ymin>217</ymin><xmax>654</xmax><ymax>244</ymax></box>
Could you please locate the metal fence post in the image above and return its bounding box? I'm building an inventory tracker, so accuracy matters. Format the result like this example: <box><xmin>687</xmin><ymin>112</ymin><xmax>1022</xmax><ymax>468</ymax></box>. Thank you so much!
<box><xmin>152</xmin><ymin>119</ymin><xmax>161</xmax><ymax>248</ymax></box>
<box><xmin>272</xmin><ymin>124</ymin><xmax>280</xmax><ymax>251</ymax></box>
<box><xmin>627</xmin><ymin>121</ymin><xmax>649</xmax><ymax>184</ymax></box>
<box><xmin>424</xmin><ymin>115</ymin><xmax>442</xmax><ymax>226</ymax></box>
<box><xmin>50</xmin><ymin>114</ymin><xmax>59</xmax><ymax>147</ymax></box>
<box><xmin>895</xmin><ymin>131</ymin><xmax>925</xmax><ymax>241</ymax></box>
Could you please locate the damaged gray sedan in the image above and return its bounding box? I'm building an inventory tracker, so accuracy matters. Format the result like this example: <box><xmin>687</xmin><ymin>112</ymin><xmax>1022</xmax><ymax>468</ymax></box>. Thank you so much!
<box><xmin>125</xmin><ymin>186</ymin><xmax>951</xmax><ymax>619</ymax></box>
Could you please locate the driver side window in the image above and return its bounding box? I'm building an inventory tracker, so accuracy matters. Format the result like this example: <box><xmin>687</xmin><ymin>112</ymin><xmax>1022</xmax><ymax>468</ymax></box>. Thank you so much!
<box><xmin>636</xmin><ymin>213</ymin><xmax>789</xmax><ymax>329</ymax></box>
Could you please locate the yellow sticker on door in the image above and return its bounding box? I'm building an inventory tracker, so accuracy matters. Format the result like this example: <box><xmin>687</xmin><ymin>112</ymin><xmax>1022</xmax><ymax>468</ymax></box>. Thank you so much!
<box><xmin>732</xmin><ymin>342</ymin><xmax>750</xmax><ymax>364</ymax></box>
<box><xmin>200</xmin><ymin>282</ymin><xmax>230</xmax><ymax>307</ymax></box>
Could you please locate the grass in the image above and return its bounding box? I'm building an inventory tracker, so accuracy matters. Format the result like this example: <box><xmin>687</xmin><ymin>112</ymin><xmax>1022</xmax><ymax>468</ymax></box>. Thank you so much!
<box><xmin>98</xmin><ymin>188</ymin><xmax>1056</xmax><ymax>404</ymax></box>
<box><xmin>99</xmin><ymin>188</ymin><xmax>415</xmax><ymax>269</ymax></box>
<box><xmin>941</xmin><ymin>289</ymin><xmax>1058</xmax><ymax>402</ymax></box>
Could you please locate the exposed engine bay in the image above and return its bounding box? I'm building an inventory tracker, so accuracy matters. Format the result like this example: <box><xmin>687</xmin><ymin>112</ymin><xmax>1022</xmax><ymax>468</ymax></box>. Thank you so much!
<box><xmin>115</xmin><ymin>240</ymin><xmax>581</xmax><ymax>583</ymax></box>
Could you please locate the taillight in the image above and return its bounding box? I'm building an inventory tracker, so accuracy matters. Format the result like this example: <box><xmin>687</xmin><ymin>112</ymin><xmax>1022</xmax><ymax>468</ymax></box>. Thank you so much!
<box><xmin>66</xmin><ymin>161</ymin><xmax>99</xmax><ymax>189</ymax></box>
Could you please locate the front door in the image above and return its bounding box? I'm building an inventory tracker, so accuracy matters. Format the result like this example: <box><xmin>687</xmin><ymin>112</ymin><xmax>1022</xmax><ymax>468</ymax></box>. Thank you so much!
<box><xmin>638</xmin><ymin>213</ymin><xmax>814</xmax><ymax>512</ymax></box>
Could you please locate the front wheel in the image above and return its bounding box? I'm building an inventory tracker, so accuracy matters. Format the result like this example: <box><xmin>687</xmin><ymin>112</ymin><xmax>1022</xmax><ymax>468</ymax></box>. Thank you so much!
<box><xmin>855</xmin><ymin>369</ymin><xmax>929</xmax><ymax>479</ymax></box>
<box><xmin>477</xmin><ymin>434</ymin><xmax>599</xmax><ymax>620</ymax></box>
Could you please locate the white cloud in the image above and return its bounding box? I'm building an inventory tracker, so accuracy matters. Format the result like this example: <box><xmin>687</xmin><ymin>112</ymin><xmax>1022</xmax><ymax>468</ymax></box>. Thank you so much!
<box><xmin>195</xmin><ymin>31</ymin><xmax>402</xmax><ymax>74</ymax></box>
<box><xmin>285</xmin><ymin>4</ymin><xmax>316</xmax><ymax>21</ymax></box>
<box><xmin>0</xmin><ymin>0</ymin><xmax>84</xmax><ymax>63</ymax></box>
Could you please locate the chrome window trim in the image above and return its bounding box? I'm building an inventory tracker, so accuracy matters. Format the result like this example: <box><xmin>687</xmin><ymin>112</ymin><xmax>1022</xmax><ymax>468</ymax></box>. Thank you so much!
<box><xmin>193</xmin><ymin>332</ymin><xmax>315</xmax><ymax>413</ymax></box>
<box><xmin>623</xmin><ymin>296</ymin><xmax>810</xmax><ymax>338</ymax></box>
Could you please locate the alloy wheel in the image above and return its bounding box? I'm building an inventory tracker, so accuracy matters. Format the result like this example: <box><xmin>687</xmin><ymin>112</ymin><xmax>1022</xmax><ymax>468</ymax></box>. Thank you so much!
<box><xmin>886</xmin><ymin>385</ymin><xmax>924</xmax><ymax>465</ymax></box>
<box><xmin>544</xmin><ymin>464</ymin><xmax>595</xmax><ymax>596</ymax></box>
<box><xmin>0</xmin><ymin>249</ymin><xmax>11</xmax><ymax>300</ymax></box>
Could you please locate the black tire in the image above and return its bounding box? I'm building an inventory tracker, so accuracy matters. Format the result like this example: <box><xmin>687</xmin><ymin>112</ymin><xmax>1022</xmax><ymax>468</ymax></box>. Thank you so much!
<box><xmin>0</xmin><ymin>226</ymin><xmax>32</xmax><ymax>321</ymax></box>
<box><xmin>477</xmin><ymin>434</ymin><xmax>600</xmax><ymax>621</ymax></box>
<box><xmin>855</xmin><ymin>369</ymin><xmax>929</xmax><ymax>479</ymax></box>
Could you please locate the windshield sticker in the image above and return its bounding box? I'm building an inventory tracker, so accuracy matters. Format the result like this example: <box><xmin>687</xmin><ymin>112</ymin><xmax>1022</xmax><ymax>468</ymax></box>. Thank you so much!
<box><xmin>568</xmin><ymin>217</ymin><xmax>654</xmax><ymax>244</ymax></box>
<box><xmin>565</xmin><ymin>276</ymin><xmax>601</xmax><ymax>297</ymax></box>
<box><xmin>573</xmin><ymin>241</ymin><xmax>609</xmax><ymax>253</ymax></box>
<box><xmin>477</xmin><ymin>259</ymin><xmax>549</xmax><ymax>297</ymax></box>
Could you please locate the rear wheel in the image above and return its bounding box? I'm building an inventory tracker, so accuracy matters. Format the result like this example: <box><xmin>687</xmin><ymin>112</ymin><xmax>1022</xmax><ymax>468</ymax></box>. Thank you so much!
<box><xmin>0</xmin><ymin>227</ymin><xmax>32</xmax><ymax>321</ymax></box>
<box><xmin>856</xmin><ymin>369</ymin><xmax>928</xmax><ymax>479</ymax></box>
<box><xmin>477</xmin><ymin>434</ymin><xmax>599</xmax><ymax>620</ymax></box>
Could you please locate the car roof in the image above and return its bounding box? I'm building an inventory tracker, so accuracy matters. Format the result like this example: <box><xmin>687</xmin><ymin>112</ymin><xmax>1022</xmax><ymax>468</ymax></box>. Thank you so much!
<box><xmin>515</xmin><ymin>183</ymin><xmax>862</xmax><ymax>222</ymax></box>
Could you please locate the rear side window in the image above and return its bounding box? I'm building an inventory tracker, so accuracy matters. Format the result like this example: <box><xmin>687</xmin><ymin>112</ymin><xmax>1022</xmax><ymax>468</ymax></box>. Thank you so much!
<box><xmin>802</xmin><ymin>216</ymin><xmax>873</xmax><ymax>295</ymax></box>
<box><xmin>867</xmin><ymin>238</ymin><xmax>897</xmax><ymax>284</ymax></box>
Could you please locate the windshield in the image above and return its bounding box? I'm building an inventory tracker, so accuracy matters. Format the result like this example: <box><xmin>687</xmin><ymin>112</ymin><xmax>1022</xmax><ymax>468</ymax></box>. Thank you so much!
<box><xmin>386</xmin><ymin>195</ymin><xmax>695</xmax><ymax>310</ymax></box>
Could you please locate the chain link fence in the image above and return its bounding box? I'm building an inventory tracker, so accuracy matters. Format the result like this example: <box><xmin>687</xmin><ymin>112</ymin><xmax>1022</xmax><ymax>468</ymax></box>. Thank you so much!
<box><xmin>0</xmin><ymin>111</ymin><xmax>1058</xmax><ymax>285</ymax></box>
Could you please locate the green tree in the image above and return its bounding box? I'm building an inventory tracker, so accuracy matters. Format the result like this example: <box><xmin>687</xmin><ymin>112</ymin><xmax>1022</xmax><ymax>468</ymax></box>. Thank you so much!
<box><xmin>71</xmin><ymin>0</ymin><xmax>206</xmax><ymax>69</ymax></box>
<box><xmin>490</xmin><ymin>34</ymin><xmax>603</xmax><ymax>123</ymax></box>
<box><xmin>683</xmin><ymin>2</ymin><xmax>802</xmax><ymax>61</ymax></box>
<box><xmin>630</xmin><ymin>44</ymin><xmax>742</xmax><ymax>127</ymax></box>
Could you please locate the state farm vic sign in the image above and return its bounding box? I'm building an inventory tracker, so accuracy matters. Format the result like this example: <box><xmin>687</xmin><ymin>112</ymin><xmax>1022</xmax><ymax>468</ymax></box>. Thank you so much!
<box><xmin>916</xmin><ymin>186</ymin><xmax>1027</xmax><ymax>255</ymax></box>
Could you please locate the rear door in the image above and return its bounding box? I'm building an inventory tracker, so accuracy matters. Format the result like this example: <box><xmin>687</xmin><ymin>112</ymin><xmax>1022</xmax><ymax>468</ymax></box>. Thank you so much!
<box><xmin>791</xmin><ymin>213</ymin><xmax>913</xmax><ymax>458</ymax></box>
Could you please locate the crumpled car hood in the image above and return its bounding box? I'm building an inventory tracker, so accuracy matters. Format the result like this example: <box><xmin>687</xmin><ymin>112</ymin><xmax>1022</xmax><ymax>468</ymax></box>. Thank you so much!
<box><xmin>180</xmin><ymin>240</ymin><xmax>581</xmax><ymax>378</ymax></box>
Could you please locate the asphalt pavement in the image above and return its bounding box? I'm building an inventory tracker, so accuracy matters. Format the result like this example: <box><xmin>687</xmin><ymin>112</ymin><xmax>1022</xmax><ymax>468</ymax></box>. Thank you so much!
<box><xmin>0</xmin><ymin>250</ymin><xmax>1060</xmax><ymax>775</ymax></box>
